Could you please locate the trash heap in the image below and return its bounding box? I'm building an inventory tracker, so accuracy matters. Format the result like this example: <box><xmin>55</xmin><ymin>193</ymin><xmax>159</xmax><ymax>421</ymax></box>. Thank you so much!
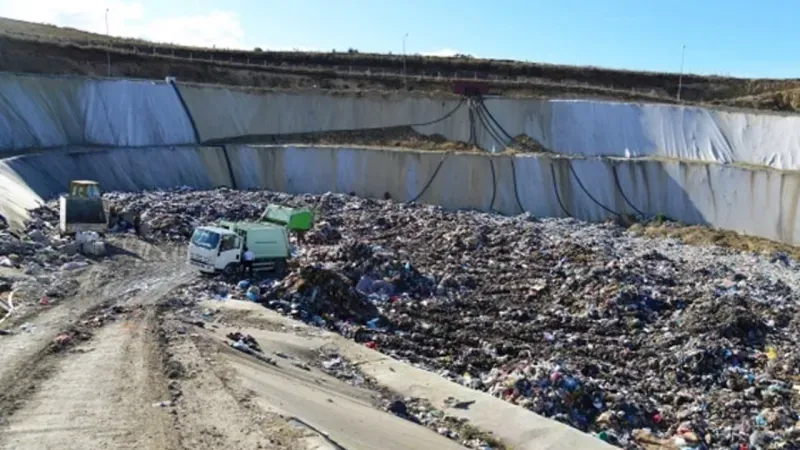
<box><xmin>103</xmin><ymin>188</ymin><xmax>305</xmax><ymax>241</ymax></box>
<box><xmin>265</xmin><ymin>265</ymin><xmax>382</xmax><ymax>325</ymax></box>
<box><xmin>108</xmin><ymin>188</ymin><xmax>800</xmax><ymax>449</ymax></box>
<box><xmin>0</xmin><ymin>205</ymin><xmax>101</xmax><ymax>272</ymax></box>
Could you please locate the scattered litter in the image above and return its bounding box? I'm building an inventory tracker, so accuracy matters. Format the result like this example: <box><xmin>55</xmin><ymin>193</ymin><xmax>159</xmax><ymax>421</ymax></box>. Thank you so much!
<box><xmin>61</xmin><ymin>261</ymin><xmax>89</xmax><ymax>271</ymax></box>
<box><xmin>227</xmin><ymin>331</ymin><xmax>275</xmax><ymax>365</ymax></box>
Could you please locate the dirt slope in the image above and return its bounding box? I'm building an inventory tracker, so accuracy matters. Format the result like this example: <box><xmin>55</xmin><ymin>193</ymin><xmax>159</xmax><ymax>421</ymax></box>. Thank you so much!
<box><xmin>1</xmin><ymin>16</ymin><xmax>799</xmax><ymax>110</ymax></box>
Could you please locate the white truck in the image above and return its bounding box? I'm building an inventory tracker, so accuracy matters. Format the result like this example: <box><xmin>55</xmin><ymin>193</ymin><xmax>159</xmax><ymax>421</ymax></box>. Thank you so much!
<box><xmin>187</xmin><ymin>221</ymin><xmax>290</xmax><ymax>275</ymax></box>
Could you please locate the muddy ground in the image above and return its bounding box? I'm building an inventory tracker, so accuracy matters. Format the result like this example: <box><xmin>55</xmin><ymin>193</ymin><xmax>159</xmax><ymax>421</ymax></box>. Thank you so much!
<box><xmin>0</xmin><ymin>236</ymin><xmax>493</xmax><ymax>450</ymax></box>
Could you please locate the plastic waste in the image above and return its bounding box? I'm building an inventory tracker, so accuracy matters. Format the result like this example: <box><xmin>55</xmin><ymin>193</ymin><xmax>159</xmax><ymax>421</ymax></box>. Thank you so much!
<box><xmin>766</xmin><ymin>346</ymin><xmax>778</xmax><ymax>360</ymax></box>
<box><xmin>246</xmin><ymin>285</ymin><xmax>260</xmax><ymax>302</ymax></box>
<box><xmin>61</xmin><ymin>261</ymin><xmax>89</xmax><ymax>271</ymax></box>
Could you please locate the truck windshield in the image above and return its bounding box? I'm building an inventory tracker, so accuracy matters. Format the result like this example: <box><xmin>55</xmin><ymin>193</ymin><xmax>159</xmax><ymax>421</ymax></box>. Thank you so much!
<box><xmin>191</xmin><ymin>229</ymin><xmax>220</xmax><ymax>250</ymax></box>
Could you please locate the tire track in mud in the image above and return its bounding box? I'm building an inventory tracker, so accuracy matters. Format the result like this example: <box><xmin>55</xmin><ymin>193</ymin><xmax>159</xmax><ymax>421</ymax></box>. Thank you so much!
<box><xmin>0</xmin><ymin>237</ymin><xmax>195</xmax><ymax>450</ymax></box>
<box><xmin>154</xmin><ymin>315</ymin><xmax>318</xmax><ymax>450</ymax></box>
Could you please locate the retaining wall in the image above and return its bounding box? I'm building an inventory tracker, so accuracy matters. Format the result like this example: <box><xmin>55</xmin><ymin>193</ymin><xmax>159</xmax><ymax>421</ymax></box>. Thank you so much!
<box><xmin>0</xmin><ymin>73</ymin><xmax>196</xmax><ymax>151</ymax></box>
<box><xmin>3</xmin><ymin>73</ymin><xmax>800</xmax><ymax>169</ymax></box>
<box><xmin>177</xmin><ymin>85</ymin><xmax>469</xmax><ymax>143</ymax></box>
<box><xmin>1</xmin><ymin>72</ymin><xmax>799</xmax><ymax>244</ymax></box>
<box><xmin>480</xmin><ymin>99</ymin><xmax>800</xmax><ymax>170</ymax></box>
<box><xmin>2</xmin><ymin>145</ymin><xmax>798</xmax><ymax>245</ymax></box>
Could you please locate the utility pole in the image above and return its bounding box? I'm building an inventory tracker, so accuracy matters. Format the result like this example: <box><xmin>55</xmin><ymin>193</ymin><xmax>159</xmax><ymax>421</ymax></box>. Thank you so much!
<box><xmin>105</xmin><ymin>8</ymin><xmax>111</xmax><ymax>77</ymax></box>
<box><xmin>403</xmin><ymin>32</ymin><xmax>409</xmax><ymax>89</ymax></box>
<box><xmin>677</xmin><ymin>45</ymin><xmax>686</xmax><ymax>102</ymax></box>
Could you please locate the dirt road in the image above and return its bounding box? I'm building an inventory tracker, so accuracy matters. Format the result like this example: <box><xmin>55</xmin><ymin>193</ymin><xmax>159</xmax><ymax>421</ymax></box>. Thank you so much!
<box><xmin>0</xmin><ymin>237</ymin><xmax>473</xmax><ymax>450</ymax></box>
<box><xmin>0</xmin><ymin>238</ymin><xmax>189</xmax><ymax>450</ymax></box>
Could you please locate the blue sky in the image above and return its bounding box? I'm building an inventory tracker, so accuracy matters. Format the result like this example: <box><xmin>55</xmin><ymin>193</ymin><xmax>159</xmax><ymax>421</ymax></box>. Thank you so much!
<box><xmin>2</xmin><ymin>0</ymin><xmax>798</xmax><ymax>78</ymax></box>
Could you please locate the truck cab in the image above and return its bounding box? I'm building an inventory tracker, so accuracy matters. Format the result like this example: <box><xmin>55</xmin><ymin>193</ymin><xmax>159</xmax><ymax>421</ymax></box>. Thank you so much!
<box><xmin>187</xmin><ymin>226</ymin><xmax>242</xmax><ymax>274</ymax></box>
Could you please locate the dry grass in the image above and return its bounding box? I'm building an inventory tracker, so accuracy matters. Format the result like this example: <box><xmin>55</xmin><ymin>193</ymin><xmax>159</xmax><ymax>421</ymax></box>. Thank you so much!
<box><xmin>721</xmin><ymin>88</ymin><xmax>800</xmax><ymax>112</ymax></box>
<box><xmin>224</xmin><ymin>126</ymin><xmax>479</xmax><ymax>151</ymax></box>
<box><xmin>628</xmin><ymin>221</ymin><xmax>800</xmax><ymax>258</ymax></box>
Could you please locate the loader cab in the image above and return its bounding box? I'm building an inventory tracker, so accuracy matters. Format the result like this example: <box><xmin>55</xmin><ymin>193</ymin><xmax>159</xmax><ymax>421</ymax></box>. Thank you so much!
<box><xmin>69</xmin><ymin>180</ymin><xmax>102</xmax><ymax>198</ymax></box>
<box><xmin>59</xmin><ymin>180</ymin><xmax>108</xmax><ymax>235</ymax></box>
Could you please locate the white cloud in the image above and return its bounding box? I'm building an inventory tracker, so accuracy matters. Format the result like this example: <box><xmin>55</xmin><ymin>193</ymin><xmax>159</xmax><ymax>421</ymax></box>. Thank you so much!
<box><xmin>144</xmin><ymin>11</ymin><xmax>244</xmax><ymax>48</ymax></box>
<box><xmin>260</xmin><ymin>45</ymin><xmax>322</xmax><ymax>53</ymax></box>
<box><xmin>421</xmin><ymin>48</ymin><xmax>469</xmax><ymax>57</ymax></box>
<box><xmin>0</xmin><ymin>0</ymin><xmax>246</xmax><ymax>48</ymax></box>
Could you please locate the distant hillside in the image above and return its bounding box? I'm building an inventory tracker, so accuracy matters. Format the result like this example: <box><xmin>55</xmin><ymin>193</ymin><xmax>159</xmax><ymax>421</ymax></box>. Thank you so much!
<box><xmin>1</xmin><ymin>16</ymin><xmax>799</xmax><ymax>111</ymax></box>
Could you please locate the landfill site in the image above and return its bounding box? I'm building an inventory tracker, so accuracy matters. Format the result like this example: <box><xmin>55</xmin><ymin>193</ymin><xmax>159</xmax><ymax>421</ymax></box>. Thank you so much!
<box><xmin>1</xmin><ymin>63</ymin><xmax>800</xmax><ymax>450</ymax></box>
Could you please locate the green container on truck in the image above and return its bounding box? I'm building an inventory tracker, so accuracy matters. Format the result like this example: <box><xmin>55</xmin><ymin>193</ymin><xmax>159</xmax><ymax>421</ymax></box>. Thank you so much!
<box><xmin>259</xmin><ymin>204</ymin><xmax>314</xmax><ymax>231</ymax></box>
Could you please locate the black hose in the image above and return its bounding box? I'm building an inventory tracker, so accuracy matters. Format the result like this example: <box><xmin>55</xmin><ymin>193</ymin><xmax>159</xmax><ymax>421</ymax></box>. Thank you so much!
<box><xmin>168</xmin><ymin>79</ymin><xmax>202</xmax><ymax>144</ymax></box>
<box><xmin>509</xmin><ymin>157</ymin><xmax>525</xmax><ymax>214</ymax></box>
<box><xmin>489</xmin><ymin>157</ymin><xmax>497</xmax><ymax>212</ymax></box>
<box><xmin>549</xmin><ymin>164</ymin><xmax>572</xmax><ymax>218</ymax></box>
<box><xmin>470</xmin><ymin>101</ymin><xmax>501</xmax><ymax>212</ymax></box>
<box><xmin>219</xmin><ymin>145</ymin><xmax>238</xmax><ymax>189</ymax></box>
<box><xmin>568</xmin><ymin>164</ymin><xmax>621</xmax><ymax>217</ymax></box>
<box><xmin>406</xmin><ymin>97</ymin><xmax>467</xmax><ymax>128</ymax></box>
<box><xmin>473</xmin><ymin>99</ymin><xmax>507</xmax><ymax>151</ymax></box>
<box><xmin>612</xmin><ymin>164</ymin><xmax>646</xmax><ymax>217</ymax></box>
<box><xmin>467</xmin><ymin>100</ymin><xmax>476</xmax><ymax>146</ymax></box>
<box><xmin>477</xmin><ymin>98</ymin><xmax>515</xmax><ymax>143</ymax></box>
<box><xmin>473</xmin><ymin>102</ymin><xmax>525</xmax><ymax>214</ymax></box>
<box><xmin>201</xmin><ymin>97</ymin><xmax>467</xmax><ymax>146</ymax></box>
<box><xmin>479</xmin><ymin>97</ymin><xmax>627</xmax><ymax>218</ymax></box>
<box><xmin>408</xmin><ymin>152</ymin><xmax>449</xmax><ymax>203</ymax></box>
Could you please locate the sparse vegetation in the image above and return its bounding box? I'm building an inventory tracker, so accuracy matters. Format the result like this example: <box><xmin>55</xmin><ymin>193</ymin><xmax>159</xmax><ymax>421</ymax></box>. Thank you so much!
<box><xmin>0</xmin><ymin>16</ymin><xmax>799</xmax><ymax>111</ymax></box>
<box><xmin>629</xmin><ymin>220</ymin><xmax>800</xmax><ymax>258</ymax></box>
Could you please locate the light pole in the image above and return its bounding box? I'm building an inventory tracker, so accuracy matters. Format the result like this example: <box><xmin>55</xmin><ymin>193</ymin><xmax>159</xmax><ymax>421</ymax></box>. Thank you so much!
<box><xmin>105</xmin><ymin>8</ymin><xmax>111</xmax><ymax>77</ymax></box>
<box><xmin>677</xmin><ymin>45</ymin><xmax>686</xmax><ymax>102</ymax></box>
<box><xmin>403</xmin><ymin>32</ymin><xmax>409</xmax><ymax>89</ymax></box>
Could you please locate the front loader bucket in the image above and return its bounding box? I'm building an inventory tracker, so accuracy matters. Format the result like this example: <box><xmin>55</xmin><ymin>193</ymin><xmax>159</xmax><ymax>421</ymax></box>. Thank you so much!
<box><xmin>59</xmin><ymin>196</ymin><xmax>109</xmax><ymax>234</ymax></box>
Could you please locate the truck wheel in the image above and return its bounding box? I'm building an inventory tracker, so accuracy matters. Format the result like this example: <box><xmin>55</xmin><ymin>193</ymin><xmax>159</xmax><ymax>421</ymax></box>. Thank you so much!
<box><xmin>223</xmin><ymin>263</ymin><xmax>239</xmax><ymax>277</ymax></box>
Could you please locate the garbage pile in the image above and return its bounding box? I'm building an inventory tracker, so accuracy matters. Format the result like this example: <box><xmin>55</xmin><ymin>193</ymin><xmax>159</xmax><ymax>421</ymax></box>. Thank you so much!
<box><xmin>103</xmin><ymin>188</ymin><xmax>305</xmax><ymax>241</ymax></box>
<box><xmin>265</xmin><ymin>265</ymin><xmax>382</xmax><ymax>324</ymax></box>
<box><xmin>0</xmin><ymin>204</ymin><xmax>108</xmax><ymax>272</ymax></box>
<box><xmin>108</xmin><ymin>188</ymin><xmax>800</xmax><ymax>449</ymax></box>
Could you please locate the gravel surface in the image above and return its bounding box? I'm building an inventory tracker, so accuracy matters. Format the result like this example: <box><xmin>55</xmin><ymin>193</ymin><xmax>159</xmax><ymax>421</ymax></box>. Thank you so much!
<box><xmin>26</xmin><ymin>188</ymin><xmax>800</xmax><ymax>449</ymax></box>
